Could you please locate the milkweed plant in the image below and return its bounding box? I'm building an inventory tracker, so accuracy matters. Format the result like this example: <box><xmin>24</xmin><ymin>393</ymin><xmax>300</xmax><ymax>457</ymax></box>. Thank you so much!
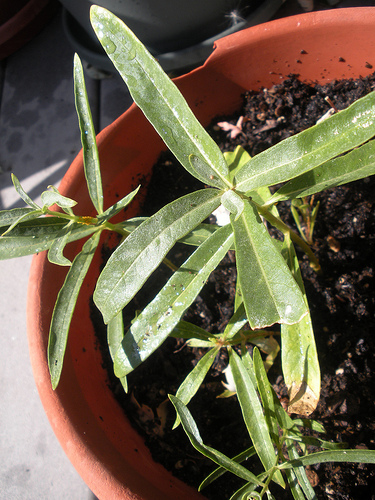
<box><xmin>1</xmin><ymin>6</ymin><xmax>375</xmax><ymax>498</ymax></box>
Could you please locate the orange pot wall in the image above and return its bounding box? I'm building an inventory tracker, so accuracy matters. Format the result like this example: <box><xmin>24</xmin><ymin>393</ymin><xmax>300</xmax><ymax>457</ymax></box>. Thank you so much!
<box><xmin>27</xmin><ymin>8</ymin><xmax>375</xmax><ymax>500</ymax></box>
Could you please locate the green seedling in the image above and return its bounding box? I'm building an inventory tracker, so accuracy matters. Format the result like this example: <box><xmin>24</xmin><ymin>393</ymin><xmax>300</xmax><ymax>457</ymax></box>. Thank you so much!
<box><xmin>1</xmin><ymin>5</ymin><xmax>375</xmax><ymax>498</ymax></box>
<box><xmin>291</xmin><ymin>196</ymin><xmax>320</xmax><ymax>245</ymax></box>
<box><xmin>170</xmin><ymin>347</ymin><xmax>375</xmax><ymax>499</ymax></box>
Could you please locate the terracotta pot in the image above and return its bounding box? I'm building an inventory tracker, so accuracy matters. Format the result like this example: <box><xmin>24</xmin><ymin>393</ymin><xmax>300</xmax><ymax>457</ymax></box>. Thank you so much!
<box><xmin>27</xmin><ymin>7</ymin><xmax>375</xmax><ymax>500</ymax></box>
<box><xmin>0</xmin><ymin>0</ymin><xmax>58</xmax><ymax>59</ymax></box>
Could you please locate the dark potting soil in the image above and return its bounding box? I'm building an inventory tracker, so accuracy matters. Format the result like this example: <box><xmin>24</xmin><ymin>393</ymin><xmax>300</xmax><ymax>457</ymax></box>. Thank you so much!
<box><xmin>93</xmin><ymin>74</ymin><xmax>375</xmax><ymax>499</ymax></box>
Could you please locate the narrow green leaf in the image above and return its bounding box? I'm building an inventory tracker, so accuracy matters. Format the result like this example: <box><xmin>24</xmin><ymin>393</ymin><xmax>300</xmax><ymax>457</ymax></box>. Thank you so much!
<box><xmin>90</xmin><ymin>6</ymin><xmax>230</xmax><ymax>189</ymax></box>
<box><xmin>268</xmin><ymin>138</ymin><xmax>375</xmax><ymax>204</ymax></box>
<box><xmin>118</xmin><ymin>219</ymin><xmax>231</xmax><ymax>250</ymax></box>
<box><xmin>0</xmin><ymin>218</ymin><xmax>97</xmax><ymax>259</ymax></box>
<box><xmin>222</xmin><ymin>301</ymin><xmax>247</xmax><ymax>341</ymax></box>
<box><xmin>234</xmin><ymin>91</ymin><xmax>375</xmax><ymax>193</ymax></box>
<box><xmin>170</xmin><ymin>320</ymin><xmax>216</xmax><ymax>342</ymax></box>
<box><xmin>229</xmin><ymin>350</ymin><xmax>280</xmax><ymax>483</ymax></box>
<box><xmin>280</xmin><ymin>449</ymin><xmax>375</xmax><ymax>469</ymax></box>
<box><xmin>284</xmin><ymin>468</ymin><xmax>307</xmax><ymax>500</ymax></box>
<box><xmin>11</xmin><ymin>174</ymin><xmax>40</xmax><ymax>210</ymax></box>
<box><xmin>41</xmin><ymin>188</ymin><xmax>77</xmax><ymax>210</ymax></box>
<box><xmin>107</xmin><ymin>312</ymin><xmax>128</xmax><ymax>393</ymax></box>
<box><xmin>0</xmin><ymin>208</ymin><xmax>42</xmax><ymax>236</ymax></box>
<box><xmin>293</xmin><ymin>418</ymin><xmax>325</xmax><ymax>434</ymax></box>
<box><xmin>47</xmin><ymin>221</ymin><xmax>76</xmax><ymax>266</ymax></box>
<box><xmin>173</xmin><ymin>347</ymin><xmax>219</xmax><ymax>428</ymax></box>
<box><xmin>169</xmin><ymin>395</ymin><xmax>265</xmax><ymax>487</ymax></box>
<box><xmin>285</xmin><ymin>440</ymin><xmax>317</xmax><ymax>500</ymax></box>
<box><xmin>0</xmin><ymin>207</ymin><xmax>40</xmax><ymax>228</ymax></box>
<box><xmin>73</xmin><ymin>53</ymin><xmax>104</xmax><ymax>214</ymax></box>
<box><xmin>253</xmin><ymin>348</ymin><xmax>280</xmax><ymax>445</ymax></box>
<box><xmin>280</xmin><ymin>235</ymin><xmax>320</xmax><ymax>416</ymax></box>
<box><xmin>48</xmin><ymin>231</ymin><xmax>101</xmax><ymax>389</ymax></box>
<box><xmin>98</xmin><ymin>185</ymin><xmax>140</xmax><ymax>222</ymax></box>
<box><xmin>231</xmin><ymin>201</ymin><xmax>308</xmax><ymax>328</ymax></box>
<box><xmin>113</xmin><ymin>224</ymin><xmax>233</xmax><ymax>376</ymax></box>
<box><xmin>199</xmin><ymin>447</ymin><xmax>256</xmax><ymax>491</ymax></box>
<box><xmin>221</xmin><ymin>190</ymin><xmax>245</xmax><ymax>220</ymax></box>
<box><xmin>224</xmin><ymin>145</ymin><xmax>252</xmax><ymax>183</ymax></box>
<box><xmin>285</xmin><ymin>434</ymin><xmax>346</xmax><ymax>450</ymax></box>
<box><xmin>94</xmin><ymin>189</ymin><xmax>222</xmax><ymax>324</ymax></box>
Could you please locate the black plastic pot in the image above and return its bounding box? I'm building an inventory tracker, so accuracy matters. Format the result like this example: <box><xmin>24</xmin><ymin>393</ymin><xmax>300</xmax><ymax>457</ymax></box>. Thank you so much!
<box><xmin>59</xmin><ymin>0</ymin><xmax>283</xmax><ymax>72</ymax></box>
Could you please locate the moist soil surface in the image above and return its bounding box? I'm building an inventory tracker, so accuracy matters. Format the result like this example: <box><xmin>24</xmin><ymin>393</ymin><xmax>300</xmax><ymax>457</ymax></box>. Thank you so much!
<box><xmin>94</xmin><ymin>74</ymin><xmax>375</xmax><ymax>499</ymax></box>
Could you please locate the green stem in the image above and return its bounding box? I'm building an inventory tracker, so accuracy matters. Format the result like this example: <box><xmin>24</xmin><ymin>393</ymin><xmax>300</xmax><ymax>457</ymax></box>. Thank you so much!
<box><xmin>253</xmin><ymin>201</ymin><xmax>321</xmax><ymax>273</ymax></box>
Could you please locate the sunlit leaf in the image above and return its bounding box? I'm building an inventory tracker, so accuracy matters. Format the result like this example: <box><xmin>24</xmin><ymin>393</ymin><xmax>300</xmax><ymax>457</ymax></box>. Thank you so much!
<box><xmin>74</xmin><ymin>53</ymin><xmax>104</xmax><ymax>214</ymax></box>
<box><xmin>113</xmin><ymin>224</ymin><xmax>233</xmax><ymax>376</ymax></box>
<box><xmin>0</xmin><ymin>207</ymin><xmax>40</xmax><ymax>228</ymax></box>
<box><xmin>0</xmin><ymin>218</ymin><xmax>97</xmax><ymax>259</ymax></box>
<box><xmin>94</xmin><ymin>189</ymin><xmax>222</xmax><ymax>324</ymax></box>
<box><xmin>90</xmin><ymin>5</ymin><xmax>231</xmax><ymax>189</ymax></box>
<box><xmin>47</xmin><ymin>221</ymin><xmax>76</xmax><ymax>266</ymax></box>
<box><xmin>11</xmin><ymin>174</ymin><xmax>40</xmax><ymax>210</ymax></box>
<box><xmin>268</xmin><ymin>138</ymin><xmax>375</xmax><ymax>204</ymax></box>
<box><xmin>279</xmin><ymin>449</ymin><xmax>375</xmax><ymax>469</ymax></box>
<box><xmin>98</xmin><ymin>185</ymin><xmax>141</xmax><ymax>222</ymax></box>
<box><xmin>229</xmin><ymin>350</ymin><xmax>283</xmax><ymax>486</ymax></box>
<box><xmin>41</xmin><ymin>188</ymin><xmax>77</xmax><ymax>210</ymax></box>
<box><xmin>234</xmin><ymin>90</ymin><xmax>375</xmax><ymax>193</ymax></box>
<box><xmin>173</xmin><ymin>347</ymin><xmax>219</xmax><ymax>428</ymax></box>
<box><xmin>107</xmin><ymin>312</ymin><xmax>128</xmax><ymax>393</ymax></box>
<box><xmin>48</xmin><ymin>231</ymin><xmax>101</xmax><ymax>389</ymax></box>
<box><xmin>231</xmin><ymin>201</ymin><xmax>307</xmax><ymax>328</ymax></box>
<box><xmin>221</xmin><ymin>189</ymin><xmax>245</xmax><ymax>220</ymax></box>
<box><xmin>280</xmin><ymin>235</ymin><xmax>320</xmax><ymax>416</ymax></box>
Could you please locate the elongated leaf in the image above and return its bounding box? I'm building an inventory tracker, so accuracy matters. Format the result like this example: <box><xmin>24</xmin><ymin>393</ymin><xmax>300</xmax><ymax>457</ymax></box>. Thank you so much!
<box><xmin>280</xmin><ymin>449</ymin><xmax>375</xmax><ymax>469</ymax></box>
<box><xmin>173</xmin><ymin>347</ymin><xmax>219</xmax><ymax>428</ymax></box>
<box><xmin>280</xmin><ymin>235</ymin><xmax>320</xmax><ymax>416</ymax></box>
<box><xmin>268</xmin><ymin>138</ymin><xmax>375</xmax><ymax>204</ymax></box>
<box><xmin>285</xmin><ymin>434</ymin><xmax>346</xmax><ymax>450</ymax></box>
<box><xmin>234</xmin><ymin>91</ymin><xmax>375</xmax><ymax>193</ymax></box>
<box><xmin>222</xmin><ymin>301</ymin><xmax>247</xmax><ymax>341</ymax></box>
<box><xmin>48</xmin><ymin>231</ymin><xmax>101</xmax><ymax>389</ymax></box>
<box><xmin>171</xmin><ymin>320</ymin><xmax>216</xmax><ymax>342</ymax></box>
<box><xmin>0</xmin><ymin>209</ymin><xmax>42</xmax><ymax>236</ymax></box>
<box><xmin>107</xmin><ymin>312</ymin><xmax>128</xmax><ymax>392</ymax></box>
<box><xmin>74</xmin><ymin>54</ymin><xmax>103</xmax><ymax>214</ymax></box>
<box><xmin>90</xmin><ymin>6</ymin><xmax>230</xmax><ymax>190</ymax></box>
<box><xmin>11</xmin><ymin>174</ymin><xmax>40</xmax><ymax>210</ymax></box>
<box><xmin>285</xmin><ymin>439</ymin><xmax>317</xmax><ymax>500</ymax></box>
<box><xmin>47</xmin><ymin>221</ymin><xmax>76</xmax><ymax>266</ymax></box>
<box><xmin>41</xmin><ymin>188</ymin><xmax>77</xmax><ymax>210</ymax></box>
<box><xmin>169</xmin><ymin>395</ymin><xmax>265</xmax><ymax>487</ymax></box>
<box><xmin>284</xmin><ymin>469</ymin><xmax>307</xmax><ymax>500</ymax></box>
<box><xmin>229</xmin><ymin>350</ymin><xmax>282</xmax><ymax>485</ymax></box>
<box><xmin>94</xmin><ymin>188</ymin><xmax>222</xmax><ymax>324</ymax></box>
<box><xmin>0</xmin><ymin>207</ymin><xmax>40</xmax><ymax>228</ymax></box>
<box><xmin>119</xmin><ymin>219</ymin><xmax>231</xmax><ymax>249</ymax></box>
<box><xmin>253</xmin><ymin>348</ymin><xmax>280</xmax><ymax>445</ymax></box>
<box><xmin>0</xmin><ymin>218</ymin><xmax>97</xmax><ymax>259</ymax></box>
<box><xmin>231</xmin><ymin>201</ymin><xmax>307</xmax><ymax>328</ymax></box>
<box><xmin>114</xmin><ymin>224</ymin><xmax>233</xmax><ymax>376</ymax></box>
<box><xmin>200</xmin><ymin>447</ymin><xmax>256</xmax><ymax>491</ymax></box>
<box><xmin>221</xmin><ymin>190</ymin><xmax>245</xmax><ymax>220</ymax></box>
<box><xmin>224</xmin><ymin>146</ymin><xmax>252</xmax><ymax>184</ymax></box>
<box><xmin>98</xmin><ymin>185</ymin><xmax>140</xmax><ymax>222</ymax></box>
